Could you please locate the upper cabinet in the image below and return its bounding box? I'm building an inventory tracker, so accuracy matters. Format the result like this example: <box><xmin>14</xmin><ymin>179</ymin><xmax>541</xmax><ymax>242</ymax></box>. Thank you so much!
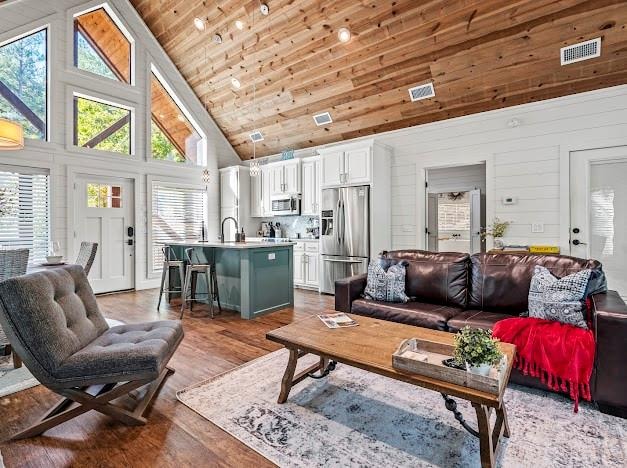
<box><xmin>301</xmin><ymin>157</ymin><xmax>320</xmax><ymax>216</ymax></box>
<box><xmin>220</xmin><ymin>167</ymin><xmax>239</xmax><ymax>208</ymax></box>
<box><xmin>250</xmin><ymin>170</ymin><xmax>264</xmax><ymax>217</ymax></box>
<box><xmin>319</xmin><ymin>145</ymin><xmax>372</xmax><ymax>188</ymax></box>
<box><xmin>267</xmin><ymin>159</ymin><xmax>301</xmax><ymax>196</ymax></box>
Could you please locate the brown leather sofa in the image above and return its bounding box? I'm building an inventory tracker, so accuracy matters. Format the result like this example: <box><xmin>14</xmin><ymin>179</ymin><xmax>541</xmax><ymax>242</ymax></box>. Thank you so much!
<box><xmin>335</xmin><ymin>250</ymin><xmax>627</xmax><ymax>418</ymax></box>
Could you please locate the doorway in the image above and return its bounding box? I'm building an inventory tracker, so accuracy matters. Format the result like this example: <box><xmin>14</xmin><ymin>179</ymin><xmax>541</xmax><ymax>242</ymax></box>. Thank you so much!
<box><xmin>73</xmin><ymin>174</ymin><xmax>135</xmax><ymax>294</ymax></box>
<box><xmin>426</xmin><ymin>164</ymin><xmax>486</xmax><ymax>254</ymax></box>
<box><xmin>570</xmin><ymin>146</ymin><xmax>627</xmax><ymax>299</ymax></box>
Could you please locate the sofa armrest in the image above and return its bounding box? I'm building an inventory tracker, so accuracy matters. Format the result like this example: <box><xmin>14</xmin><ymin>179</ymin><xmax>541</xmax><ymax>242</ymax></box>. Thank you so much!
<box><xmin>591</xmin><ymin>290</ymin><xmax>627</xmax><ymax>417</ymax></box>
<box><xmin>334</xmin><ymin>274</ymin><xmax>367</xmax><ymax>313</ymax></box>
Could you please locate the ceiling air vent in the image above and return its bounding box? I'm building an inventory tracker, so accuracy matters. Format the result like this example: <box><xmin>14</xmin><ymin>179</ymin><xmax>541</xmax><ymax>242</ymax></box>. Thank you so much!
<box><xmin>313</xmin><ymin>112</ymin><xmax>333</xmax><ymax>126</ymax></box>
<box><xmin>408</xmin><ymin>83</ymin><xmax>435</xmax><ymax>102</ymax></box>
<box><xmin>561</xmin><ymin>38</ymin><xmax>601</xmax><ymax>65</ymax></box>
<box><xmin>249</xmin><ymin>130</ymin><xmax>264</xmax><ymax>142</ymax></box>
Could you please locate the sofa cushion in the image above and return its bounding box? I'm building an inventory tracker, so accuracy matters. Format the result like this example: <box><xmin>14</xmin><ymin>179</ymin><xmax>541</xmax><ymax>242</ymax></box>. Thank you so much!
<box><xmin>55</xmin><ymin>320</ymin><xmax>183</xmax><ymax>388</ymax></box>
<box><xmin>468</xmin><ymin>253</ymin><xmax>604</xmax><ymax>313</ymax></box>
<box><xmin>446</xmin><ymin>310</ymin><xmax>511</xmax><ymax>333</ymax></box>
<box><xmin>381</xmin><ymin>250</ymin><xmax>470</xmax><ymax>308</ymax></box>
<box><xmin>363</xmin><ymin>260</ymin><xmax>410</xmax><ymax>303</ymax></box>
<box><xmin>351</xmin><ymin>298</ymin><xmax>461</xmax><ymax>331</ymax></box>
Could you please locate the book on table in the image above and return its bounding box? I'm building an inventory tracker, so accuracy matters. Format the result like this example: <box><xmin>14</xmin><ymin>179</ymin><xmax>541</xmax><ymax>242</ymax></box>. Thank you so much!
<box><xmin>317</xmin><ymin>313</ymin><xmax>359</xmax><ymax>329</ymax></box>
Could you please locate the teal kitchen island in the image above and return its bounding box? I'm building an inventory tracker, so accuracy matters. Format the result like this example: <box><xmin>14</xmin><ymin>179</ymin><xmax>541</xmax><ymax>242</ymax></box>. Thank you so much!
<box><xmin>166</xmin><ymin>241</ymin><xmax>294</xmax><ymax>319</ymax></box>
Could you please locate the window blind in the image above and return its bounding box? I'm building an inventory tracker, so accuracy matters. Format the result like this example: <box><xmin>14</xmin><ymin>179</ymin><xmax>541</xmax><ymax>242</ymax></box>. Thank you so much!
<box><xmin>0</xmin><ymin>168</ymin><xmax>50</xmax><ymax>266</ymax></box>
<box><xmin>151</xmin><ymin>183</ymin><xmax>206</xmax><ymax>272</ymax></box>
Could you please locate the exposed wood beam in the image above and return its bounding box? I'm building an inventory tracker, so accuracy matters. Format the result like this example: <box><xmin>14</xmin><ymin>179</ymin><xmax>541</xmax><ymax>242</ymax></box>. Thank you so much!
<box><xmin>0</xmin><ymin>80</ymin><xmax>45</xmax><ymax>135</ymax></box>
<box><xmin>82</xmin><ymin>114</ymin><xmax>130</xmax><ymax>149</ymax></box>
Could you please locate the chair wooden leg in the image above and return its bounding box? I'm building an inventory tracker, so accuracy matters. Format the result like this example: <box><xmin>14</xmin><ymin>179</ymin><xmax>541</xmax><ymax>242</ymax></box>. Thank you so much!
<box><xmin>12</xmin><ymin>350</ymin><xmax>22</xmax><ymax>369</ymax></box>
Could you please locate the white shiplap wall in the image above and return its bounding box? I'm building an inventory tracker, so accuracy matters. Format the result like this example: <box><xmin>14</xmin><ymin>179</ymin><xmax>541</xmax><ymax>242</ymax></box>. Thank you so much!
<box><xmin>0</xmin><ymin>0</ymin><xmax>240</xmax><ymax>289</ymax></box>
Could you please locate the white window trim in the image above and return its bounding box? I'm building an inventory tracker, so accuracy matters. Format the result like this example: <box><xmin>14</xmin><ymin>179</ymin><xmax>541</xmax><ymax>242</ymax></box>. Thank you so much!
<box><xmin>0</xmin><ymin>22</ymin><xmax>51</xmax><ymax>144</ymax></box>
<box><xmin>148</xmin><ymin>63</ymin><xmax>207</xmax><ymax>167</ymax></box>
<box><xmin>66</xmin><ymin>86</ymin><xmax>137</xmax><ymax>160</ymax></box>
<box><xmin>146</xmin><ymin>175</ymin><xmax>208</xmax><ymax>278</ymax></box>
<box><xmin>67</xmin><ymin>1</ymin><xmax>136</xmax><ymax>87</ymax></box>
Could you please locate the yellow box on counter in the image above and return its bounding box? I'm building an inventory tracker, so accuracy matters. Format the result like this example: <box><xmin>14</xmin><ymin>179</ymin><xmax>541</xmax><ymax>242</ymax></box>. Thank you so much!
<box><xmin>529</xmin><ymin>245</ymin><xmax>560</xmax><ymax>254</ymax></box>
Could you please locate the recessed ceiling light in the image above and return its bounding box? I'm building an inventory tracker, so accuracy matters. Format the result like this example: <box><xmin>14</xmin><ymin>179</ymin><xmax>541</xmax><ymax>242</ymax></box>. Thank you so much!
<box><xmin>177</xmin><ymin>114</ymin><xmax>185</xmax><ymax>122</ymax></box>
<box><xmin>231</xmin><ymin>77</ymin><xmax>241</xmax><ymax>89</ymax></box>
<box><xmin>193</xmin><ymin>17</ymin><xmax>205</xmax><ymax>31</ymax></box>
<box><xmin>234</xmin><ymin>20</ymin><xmax>244</xmax><ymax>30</ymax></box>
<box><xmin>338</xmin><ymin>27</ymin><xmax>351</xmax><ymax>43</ymax></box>
<box><xmin>260</xmin><ymin>3</ymin><xmax>270</xmax><ymax>15</ymax></box>
<box><xmin>213</xmin><ymin>33</ymin><xmax>223</xmax><ymax>44</ymax></box>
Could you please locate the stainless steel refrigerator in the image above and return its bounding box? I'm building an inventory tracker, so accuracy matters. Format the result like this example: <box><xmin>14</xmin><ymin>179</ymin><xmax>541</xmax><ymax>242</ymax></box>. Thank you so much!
<box><xmin>320</xmin><ymin>185</ymin><xmax>370</xmax><ymax>294</ymax></box>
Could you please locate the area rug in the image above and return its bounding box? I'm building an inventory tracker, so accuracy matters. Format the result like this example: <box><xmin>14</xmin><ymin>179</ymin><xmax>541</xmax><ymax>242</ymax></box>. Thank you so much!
<box><xmin>0</xmin><ymin>355</ymin><xmax>38</xmax><ymax>398</ymax></box>
<box><xmin>178</xmin><ymin>349</ymin><xmax>627</xmax><ymax>467</ymax></box>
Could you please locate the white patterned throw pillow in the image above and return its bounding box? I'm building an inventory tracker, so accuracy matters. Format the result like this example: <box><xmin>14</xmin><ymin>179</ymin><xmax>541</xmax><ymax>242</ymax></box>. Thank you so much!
<box><xmin>528</xmin><ymin>266</ymin><xmax>592</xmax><ymax>329</ymax></box>
<box><xmin>363</xmin><ymin>259</ymin><xmax>410</xmax><ymax>303</ymax></box>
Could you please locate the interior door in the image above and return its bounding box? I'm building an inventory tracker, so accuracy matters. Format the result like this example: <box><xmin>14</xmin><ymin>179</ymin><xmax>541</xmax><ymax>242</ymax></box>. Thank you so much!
<box><xmin>570</xmin><ymin>146</ymin><xmax>627</xmax><ymax>299</ymax></box>
<box><xmin>75</xmin><ymin>175</ymin><xmax>134</xmax><ymax>293</ymax></box>
<box><xmin>427</xmin><ymin>192</ymin><xmax>438</xmax><ymax>251</ymax></box>
<box><xmin>469</xmin><ymin>189</ymin><xmax>484</xmax><ymax>253</ymax></box>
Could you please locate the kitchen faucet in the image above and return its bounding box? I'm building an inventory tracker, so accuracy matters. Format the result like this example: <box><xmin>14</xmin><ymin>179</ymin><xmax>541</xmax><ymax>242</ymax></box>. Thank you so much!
<box><xmin>221</xmin><ymin>217</ymin><xmax>238</xmax><ymax>243</ymax></box>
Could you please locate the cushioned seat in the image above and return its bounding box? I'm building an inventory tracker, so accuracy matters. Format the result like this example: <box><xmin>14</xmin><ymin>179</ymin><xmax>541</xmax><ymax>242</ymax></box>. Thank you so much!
<box><xmin>446</xmin><ymin>310</ymin><xmax>512</xmax><ymax>333</ymax></box>
<box><xmin>57</xmin><ymin>321</ymin><xmax>183</xmax><ymax>387</ymax></box>
<box><xmin>352</xmin><ymin>298</ymin><xmax>461</xmax><ymax>330</ymax></box>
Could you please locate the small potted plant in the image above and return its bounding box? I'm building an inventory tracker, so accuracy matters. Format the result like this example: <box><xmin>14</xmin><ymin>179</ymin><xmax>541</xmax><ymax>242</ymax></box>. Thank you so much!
<box><xmin>453</xmin><ymin>327</ymin><xmax>503</xmax><ymax>376</ymax></box>
<box><xmin>482</xmin><ymin>218</ymin><xmax>511</xmax><ymax>249</ymax></box>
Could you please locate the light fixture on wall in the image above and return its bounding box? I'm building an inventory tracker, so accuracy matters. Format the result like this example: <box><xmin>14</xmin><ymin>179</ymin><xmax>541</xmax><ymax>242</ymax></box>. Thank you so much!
<box><xmin>338</xmin><ymin>27</ymin><xmax>351</xmax><ymax>43</ymax></box>
<box><xmin>0</xmin><ymin>118</ymin><xmax>24</xmax><ymax>150</ymax></box>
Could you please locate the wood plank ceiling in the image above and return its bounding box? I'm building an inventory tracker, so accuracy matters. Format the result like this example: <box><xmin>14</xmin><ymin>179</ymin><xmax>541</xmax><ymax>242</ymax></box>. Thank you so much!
<box><xmin>130</xmin><ymin>0</ymin><xmax>627</xmax><ymax>160</ymax></box>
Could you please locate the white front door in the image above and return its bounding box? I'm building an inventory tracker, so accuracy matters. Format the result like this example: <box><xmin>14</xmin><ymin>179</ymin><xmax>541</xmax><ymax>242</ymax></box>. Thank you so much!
<box><xmin>570</xmin><ymin>146</ymin><xmax>627</xmax><ymax>299</ymax></box>
<box><xmin>74</xmin><ymin>175</ymin><xmax>135</xmax><ymax>294</ymax></box>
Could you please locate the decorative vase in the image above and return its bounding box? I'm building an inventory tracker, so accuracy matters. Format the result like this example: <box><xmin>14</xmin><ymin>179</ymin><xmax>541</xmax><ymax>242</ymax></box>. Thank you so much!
<box><xmin>493</xmin><ymin>237</ymin><xmax>504</xmax><ymax>249</ymax></box>
<box><xmin>466</xmin><ymin>362</ymin><xmax>492</xmax><ymax>376</ymax></box>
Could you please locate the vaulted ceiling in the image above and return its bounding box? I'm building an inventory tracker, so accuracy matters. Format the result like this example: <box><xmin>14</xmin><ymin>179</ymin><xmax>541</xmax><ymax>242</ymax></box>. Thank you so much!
<box><xmin>130</xmin><ymin>0</ymin><xmax>627</xmax><ymax>159</ymax></box>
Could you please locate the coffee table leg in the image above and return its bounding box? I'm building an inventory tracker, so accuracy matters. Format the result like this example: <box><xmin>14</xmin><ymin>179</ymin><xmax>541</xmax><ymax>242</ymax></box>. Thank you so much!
<box><xmin>473</xmin><ymin>402</ymin><xmax>509</xmax><ymax>468</ymax></box>
<box><xmin>493</xmin><ymin>404</ymin><xmax>510</xmax><ymax>440</ymax></box>
<box><xmin>278</xmin><ymin>348</ymin><xmax>299</xmax><ymax>404</ymax></box>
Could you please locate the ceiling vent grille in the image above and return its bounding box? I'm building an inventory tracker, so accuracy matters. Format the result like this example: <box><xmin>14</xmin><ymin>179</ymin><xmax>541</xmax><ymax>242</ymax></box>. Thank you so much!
<box><xmin>561</xmin><ymin>38</ymin><xmax>601</xmax><ymax>65</ymax></box>
<box><xmin>408</xmin><ymin>82</ymin><xmax>435</xmax><ymax>102</ymax></box>
<box><xmin>249</xmin><ymin>130</ymin><xmax>264</xmax><ymax>142</ymax></box>
<box><xmin>313</xmin><ymin>112</ymin><xmax>333</xmax><ymax>126</ymax></box>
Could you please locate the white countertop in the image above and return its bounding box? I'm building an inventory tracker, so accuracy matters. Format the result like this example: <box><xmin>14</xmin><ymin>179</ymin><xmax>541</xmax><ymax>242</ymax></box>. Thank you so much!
<box><xmin>167</xmin><ymin>240</ymin><xmax>296</xmax><ymax>249</ymax></box>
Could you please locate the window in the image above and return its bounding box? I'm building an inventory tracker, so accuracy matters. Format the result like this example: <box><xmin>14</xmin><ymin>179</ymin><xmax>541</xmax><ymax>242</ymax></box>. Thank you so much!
<box><xmin>0</xmin><ymin>28</ymin><xmax>47</xmax><ymax>140</ymax></box>
<box><xmin>0</xmin><ymin>166</ymin><xmax>49</xmax><ymax>266</ymax></box>
<box><xmin>74</xmin><ymin>95</ymin><xmax>132</xmax><ymax>155</ymax></box>
<box><xmin>87</xmin><ymin>183</ymin><xmax>122</xmax><ymax>208</ymax></box>
<box><xmin>151</xmin><ymin>183</ymin><xmax>206</xmax><ymax>272</ymax></box>
<box><xmin>74</xmin><ymin>7</ymin><xmax>132</xmax><ymax>84</ymax></box>
<box><xmin>150</xmin><ymin>71</ymin><xmax>202</xmax><ymax>164</ymax></box>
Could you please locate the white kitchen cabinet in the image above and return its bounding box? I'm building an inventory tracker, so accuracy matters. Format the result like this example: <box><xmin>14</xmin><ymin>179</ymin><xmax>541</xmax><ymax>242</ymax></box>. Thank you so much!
<box><xmin>261</xmin><ymin>166</ymin><xmax>272</xmax><ymax>216</ymax></box>
<box><xmin>220</xmin><ymin>168</ymin><xmax>239</xmax><ymax>208</ymax></box>
<box><xmin>250</xmin><ymin>170</ymin><xmax>263</xmax><ymax>217</ymax></box>
<box><xmin>320</xmin><ymin>151</ymin><xmax>343</xmax><ymax>187</ymax></box>
<box><xmin>301</xmin><ymin>157</ymin><xmax>320</xmax><ymax>216</ymax></box>
<box><xmin>305</xmin><ymin>253</ymin><xmax>319</xmax><ymax>287</ymax></box>
<box><xmin>319</xmin><ymin>146</ymin><xmax>372</xmax><ymax>187</ymax></box>
<box><xmin>293</xmin><ymin>251</ymin><xmax>306</xmax><ymax>285</ymax></box>
<box><xmin>267</xmin><ymin>159</ymin><xmax>302</xmax><ymax>197</ymax></box>
<box><xmin>293</xmin><ymin>241</ymin><xmax>319</xmax><ymax>289</ymax></box>
<box><xmin>345</xmin><ymin>148</ymin><xmax>371</xmax><ymax>185</ymax></box>
<box><xmin>220</xmin><ymin>166</ymin><xmax>250</xmax><ymax>240</ymax></box>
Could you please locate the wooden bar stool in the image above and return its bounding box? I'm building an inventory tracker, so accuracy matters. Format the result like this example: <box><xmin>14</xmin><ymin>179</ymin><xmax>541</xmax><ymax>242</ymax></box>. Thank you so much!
<box><xmin>157</xmin><ymin>246</ymin><xmax>185</xmax><ymax>310</ymax></box>
<box><xmin>180</xmin><ymin>248</ymin><xmax>222</xmax><ymax>319</ymax></box>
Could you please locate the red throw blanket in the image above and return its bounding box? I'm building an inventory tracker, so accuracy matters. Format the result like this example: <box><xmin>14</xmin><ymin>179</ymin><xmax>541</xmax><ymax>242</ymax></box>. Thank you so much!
<box><xmin>493</xmin><ymin>317</ymin><xmax>595</xmax><ymax>412</ymax></box>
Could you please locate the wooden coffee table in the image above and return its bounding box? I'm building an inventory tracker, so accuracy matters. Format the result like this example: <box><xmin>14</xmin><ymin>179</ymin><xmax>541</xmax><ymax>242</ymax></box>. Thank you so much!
<box><xmin>266</xmin><ymin>314</ymin><xmax>516</xmax><ymax>468</ymax></box>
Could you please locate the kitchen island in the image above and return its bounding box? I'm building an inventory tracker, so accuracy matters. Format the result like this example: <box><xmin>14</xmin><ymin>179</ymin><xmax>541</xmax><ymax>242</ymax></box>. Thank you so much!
<box><xmin>165</xmin><ymin>241</ymin><xmax>294</xmax><ymax>319</ymax></box>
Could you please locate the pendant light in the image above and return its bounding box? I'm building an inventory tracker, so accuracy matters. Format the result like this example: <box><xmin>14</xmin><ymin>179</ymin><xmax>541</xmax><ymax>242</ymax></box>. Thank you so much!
<box><xmin>249</xmin><ymin>3</ymin><xmax>261</xmax><ymax>177</ymax></box>
<box><xmin>0</xmin><ymin>118</ymin><xmax>24</xmax><ymax>150</ymax></box>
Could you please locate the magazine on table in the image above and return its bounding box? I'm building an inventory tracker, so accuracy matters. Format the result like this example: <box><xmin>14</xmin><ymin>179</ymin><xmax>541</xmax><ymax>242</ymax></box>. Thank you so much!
<box><xmin>317</xmin><ymin>313</ymin><xmax>359</xmax><ymax>329</ymax></box>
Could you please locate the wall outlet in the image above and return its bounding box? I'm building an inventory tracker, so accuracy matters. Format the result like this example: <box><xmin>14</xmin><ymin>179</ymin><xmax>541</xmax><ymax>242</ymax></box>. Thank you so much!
<box><xmin>531</xmin><ymin>223</ymin><xmax>545</xmax><ymax>233</ymax></box>
<box><xmin>502</xmin><ymin>196</ymin><xmax>517</xmax><ymax>205</ymax></box>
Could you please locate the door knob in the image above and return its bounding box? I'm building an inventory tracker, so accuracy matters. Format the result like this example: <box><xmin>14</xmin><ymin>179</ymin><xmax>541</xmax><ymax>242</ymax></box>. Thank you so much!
<box><xmin>572</xmin><ymin>239</ymin><xmax>586</xmax><ymax>246</ymax></box>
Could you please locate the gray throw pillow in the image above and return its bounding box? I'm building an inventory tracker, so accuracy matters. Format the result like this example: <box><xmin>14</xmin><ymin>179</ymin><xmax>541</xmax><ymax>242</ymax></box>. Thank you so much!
<box><xmin>363</xmin><ymin>259</ymin><xmax>410</xmax><ymax>303</ymax></box>
<box><xmin>528</xmin><ymin>266</ymin><xmax>592</xmax><ymax>329</ymax></box>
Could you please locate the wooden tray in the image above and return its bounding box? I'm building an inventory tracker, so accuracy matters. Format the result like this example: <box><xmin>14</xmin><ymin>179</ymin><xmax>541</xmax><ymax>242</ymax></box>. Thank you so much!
<box><xmin>392</xmin><ymin>337</ymin><xmax>507</xmax><ymax>395</ymax></box>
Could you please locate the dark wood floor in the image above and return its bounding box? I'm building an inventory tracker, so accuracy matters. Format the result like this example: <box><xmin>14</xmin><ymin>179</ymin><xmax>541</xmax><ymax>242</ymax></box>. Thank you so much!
<box><xmin>0</xmin><ymin>288</ymin><xmax>333</xmax><ymax>467</ymax></box>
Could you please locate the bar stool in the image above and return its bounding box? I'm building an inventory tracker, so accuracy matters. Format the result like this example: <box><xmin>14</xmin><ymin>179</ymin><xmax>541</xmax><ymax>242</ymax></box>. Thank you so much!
<box><xmin>157</xmin><ymin>246</ymin><xmax>185</xmax><ymax>310</ymax></box>
<box><xmin>180</xmin><ymin>248</ymin><xmax>222</xmax><ymax>319</ymax></box>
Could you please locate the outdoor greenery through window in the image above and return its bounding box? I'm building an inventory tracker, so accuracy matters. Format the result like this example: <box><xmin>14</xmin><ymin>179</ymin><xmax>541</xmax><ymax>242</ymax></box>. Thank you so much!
<box><xmin>74</xmin><ymin>95</ymin><xmax>131</xmax><ymax>155</ymax></box>
<box><xmin>74</xmin><ymin>7</ymin><xmax>131</xmax><ymax>84</ymax></box>
<box><xmin>0</xmin><ymin>28</ymin><xmax>47</xmax><ymax>140</ymax></box>
<box><xmin>0</xmin><ymin>167</ymin><xmax>50</xmax><ymax>266</ymax></box>
<box><xmin>151</xmin><ymin>72</ymin><xmax>202</xmax><ymax>164</ymax></box>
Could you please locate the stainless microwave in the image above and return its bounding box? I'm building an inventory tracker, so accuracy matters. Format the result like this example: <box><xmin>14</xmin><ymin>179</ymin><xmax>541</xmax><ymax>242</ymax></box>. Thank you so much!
<box><xmin>271</xmin><ymin>195</ymin><xmax>300</xmax><ymax>215</ymax></box>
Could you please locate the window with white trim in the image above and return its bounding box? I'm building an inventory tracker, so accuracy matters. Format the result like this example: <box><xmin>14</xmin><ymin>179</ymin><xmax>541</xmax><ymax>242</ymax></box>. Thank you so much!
<box><xmin>150</xmin><ymin>182</ymin><xmax>206</xmax><ymax>272</ymax></box>
<box><xmin>0</xmin><ymin>166</ymin><xmax>50</xmax><ymax>266</ymax></box>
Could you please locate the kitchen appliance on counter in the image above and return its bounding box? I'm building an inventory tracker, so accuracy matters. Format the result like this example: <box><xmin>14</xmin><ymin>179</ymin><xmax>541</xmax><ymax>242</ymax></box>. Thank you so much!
<box><xmin>271</xmin><ymin>194</ymin><xmax>301</xmax><ymax>216</ymax></box>
<box><xmin>320</xmin><ymin>186</ymin><xmax>370</xmax><ymax>294</ymax></box>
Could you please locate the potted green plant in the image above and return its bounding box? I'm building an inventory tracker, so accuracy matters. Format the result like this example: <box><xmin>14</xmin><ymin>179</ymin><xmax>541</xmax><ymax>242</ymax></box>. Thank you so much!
<box><xmin>482</xmin><ymin>218</ymin><xmax>511</xmax><ymax>249</ymax></box>
<box><xmin>453</xmin><ymin>327</ymin><xmax>503</xmax><ymax>376</ymax></box>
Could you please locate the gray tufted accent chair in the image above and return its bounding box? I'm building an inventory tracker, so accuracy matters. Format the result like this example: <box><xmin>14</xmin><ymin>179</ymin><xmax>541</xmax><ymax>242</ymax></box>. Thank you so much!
<box><xmin>0</xmin><ymin>265</ymin><xmax>183</xmax><ymax>439</ymax></box>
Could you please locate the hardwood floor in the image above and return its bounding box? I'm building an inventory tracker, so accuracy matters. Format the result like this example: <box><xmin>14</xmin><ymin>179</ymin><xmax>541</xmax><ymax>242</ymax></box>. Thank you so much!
<box><xmin>0</xmin><ymin>288</ymin><xmax>333</xmax><ymax>467</ymax></box>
